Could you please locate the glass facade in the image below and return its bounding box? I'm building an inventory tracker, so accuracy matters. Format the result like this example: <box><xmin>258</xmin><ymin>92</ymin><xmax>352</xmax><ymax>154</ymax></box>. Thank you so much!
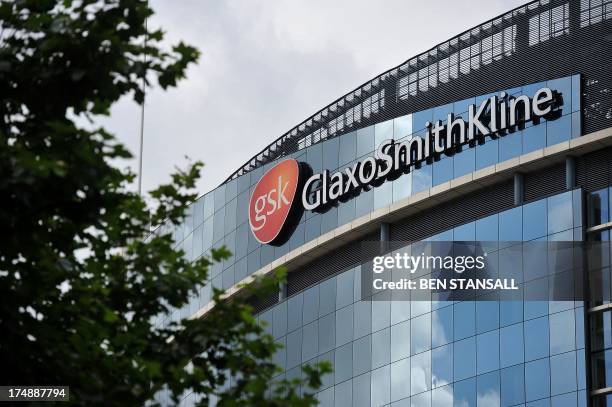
<box><xmin>170</xmin><ymin>189</ymin><xmax>587</xmax><ymax>406</ymax></box>
<box><xmin>249</xmin><ymin>189</ymin><xmax>587</xmax><ymax>407</ymax></box>
<box><xmin>151</xmin><ymin>75</ymin><xmax>581</xmax><ymax>326</ymax></box>
<box><xmin>586</xmin><ymin>187</ymin><xmax>612</xmax><ymax>406</ymax></box>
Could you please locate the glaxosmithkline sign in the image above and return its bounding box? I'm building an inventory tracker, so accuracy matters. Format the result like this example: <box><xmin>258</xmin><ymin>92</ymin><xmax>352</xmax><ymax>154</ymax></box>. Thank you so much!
<box><xmin>249</xmin><ymin>86</ymin><xmax>562</xmax><ymax>245</ymax></box>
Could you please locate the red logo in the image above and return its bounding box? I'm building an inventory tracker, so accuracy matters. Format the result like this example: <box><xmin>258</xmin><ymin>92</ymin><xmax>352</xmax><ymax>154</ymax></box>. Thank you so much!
<box><xmin>249</xmin><ymin>159</ymin><xmax>303</xmax><ymax>245</ymax></box>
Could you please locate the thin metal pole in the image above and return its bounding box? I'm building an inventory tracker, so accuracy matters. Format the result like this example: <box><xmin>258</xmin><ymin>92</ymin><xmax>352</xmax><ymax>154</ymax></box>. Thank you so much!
<box><xmin>137</xmin><ymin>17</ymin><xmax>147</xmax><ymax>197</ymax></box>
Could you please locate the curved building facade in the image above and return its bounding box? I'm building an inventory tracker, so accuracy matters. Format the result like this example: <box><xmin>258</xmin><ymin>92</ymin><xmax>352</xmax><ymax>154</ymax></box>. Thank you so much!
<box><xmin>154</xmin><ymin>0</ymin><xmax>612</xmax><ymax>405</ymax></box>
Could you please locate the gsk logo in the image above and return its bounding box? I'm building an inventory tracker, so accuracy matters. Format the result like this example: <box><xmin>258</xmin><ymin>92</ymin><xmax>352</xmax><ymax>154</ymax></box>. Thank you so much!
<box><xmin>248</xmin><ymin>159</ymin><xmax>306</xmax><ymax>245</ymax></box>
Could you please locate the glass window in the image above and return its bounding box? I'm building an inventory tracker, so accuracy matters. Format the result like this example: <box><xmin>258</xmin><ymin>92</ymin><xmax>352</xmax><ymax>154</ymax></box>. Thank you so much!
<box><xmin>302</xmin><ymin>321</ymin><xmax>318</xmax><ymax>362</ymax></box>
<box><xmin>476</xmin><ymin>139</ymin><xmax>498</xmax><ymax>170</ymax></box>
<box><xmin>319</xmin><ymin>278</ymin><xmax>336</xmax><ymax>317</ymax></box>
<box><xmin>591</xmin><ymin>310</ymin><xmax>612</xmax><ymax>351</ymax></box>
<box><xmin>234</xmin><ymin>222</ymin><xmax>248</xmax><ymax>260</ymax></box>
<box><xmin>501</xmin><ymin>364</ymin><xmax>525</xmax><ymax>407</ymax></box>
<box><xmin>317</xmin><ymin>387</ymin><xmax>333</xmax><ymax>407</ymax></box>
<box><xmin>571</xmin><ymin>74</ymin><xmax>580</xmax><ymax>113</ymax></box>
<box><xmin>411</xmin><ymin>350</ymin><xmax>432</xmax><ymax>395</ymax></box>
<box><xmin>371</xmin><ymin>365</ymin><xmax>391</xmax><ymax>406</ymax></box>
<box><xmin>273</xmin><ymin>337</ymin><xmax>286</xmax><ymax>370</ymax></box>
<box><xmin>477</xmin><ymin>330</ymin><xmax>500</xmax><ymax>374</ymax></box>
<box><xmin>273</xmin><ymin>302</ymin><xmax>287</xmax><ymax>339</ymax></box>
<box><xmin>432</xmin><ymin>384</ymin><xmax>453</xmax><ymax>407</ymax></box>
<box><xmin>524</xmin><ymin>316</ymin><xmax>550</xmax><ymax>362</ymax></box>
<box><xmin>372</xmin><ymin>295</ymin><xmax>391</xmax><ymax>332</ymax></box>
<box><xmin>500</xmin><ymin>323</ymin><xmax>524</xmax><ymax>368</ymax></box>
<box><xmin>336</xmin><ymin>270</ymin><xmax>354</xmax><ymax>310</ymax></box>
<box><xmin>552</xmin><ymin>392</ymin><xmax>577</xmax><ymax>407</ymax></box>
<box><xmin>353</xmin><ymin>372</ymin><xmax>371</xmax><ymax>407</ymax></box>
<box><xmin>375</xmin><ymin>119</ymin><xmax>394</xmax><ymax>146</ymax></box>
<box><xmin>572</xmin><ymin>111</ymin><xmax>581</xmax><ymax>139</ymax></box>
<box><xmin>339</xmin><ymin>131</ymin><xmax>357</xmax><ymax>166</ymax></box>
<box><xmin>588</xmin><ymin>188</ymin><xmax>609</xmax><ymax>227</ymax></box>
<box><xmin>432</xmin><ymin>344</ymin><xmax>453</xmax><ymax>388</ymax></box>
<box><xmin>304</xmin><ymin>216</ymin><xmax>321</xmax><ymax>243</ymax></box>
<box><xmin>454</xmin><ymin>337</ymin><xmax>476</xmax><ymax>381</ymax></box>
<box><xmin>319</xmin><ymin>313</ymin><xmax>335</xmax><ymax>355</ymax></box>
<box><xmin>525</xmin><ymin>358</ymin><xmax>551</xmax><ymax>402</ymax></box>
<box><xmin>522</xmin><ymin>123</ymin><xmax>546</xmax><ymax>154</ymax></box>
<box><xmin>335</xmin><ymin>379</ymin><xmax>352</xmax><ymax>407</ymax></box>
<box><xmin>547</xmin><ymin>114</ymin><xmax>571</xmax><ymax>146</ymax></box>
<box><xmin>374</xmin><ymin>180</ymin><xmax>393</xmax><ymax>210</ymax></box>
<box><xmin>499</xmin><ymin>131</ymin><xmax>522</xmax><ymax>162</ymax></box>
<box><xmin>433</xmin><ymin>305</ymin><xmax>454</xmax><ymax>347</ymax></box>
<box><xmin>237</xmin><ymin>171</ymin><xmax>250</xmax><ymax>194</ymax></box>
<box><xmin>286</xmin><ymin>329</ymin><xmax>302</xmax><ymax>369</ymax></box>
<box><xmin>413</xmin><ymin>108</ymin><xmax>433</xmax><ymax>133</ymax></box>
<box><xmin>336</xmin><ymin>304</ymin><xmax>354</xmax><ymax>347</ymax></box>
<box><xmin>357</xmin><ymin>125</ymin><xmax>375</xmax><ymax>158</ymax></box>
<box><xmin>322</xmin><ymin>137</ymin><xmax>339</xmax><ymax>171</ymax></box>
<box><xmin>224</xmin><ymin>198</ymin><xmax>237</xmax><ymax>232</ymax></box>
<box><xmin>391</xmin><ymin>320</ymin><xmax>411</xmax><ymax>362</ymax></box>
<box><xmin>412</xmin><ymin>313</ymin><xmax>432</xmax><ymax>355</ymax></box>
<box><xmin>391</xmin><ymin>358</ymin><xmax>411</xmax><ymax>402</ymax></box>
<box><xmin>337</xmin><ymin>198</ymin><xmax>356</xmax><ymax>228</ymax></box>
<box><xmin>303</xmin><ymin>286</ymin><xmax>319</xmax><ymax>325</ymax></box>
<box><xmin>433</xmin><ymin>156</ymin><xmax>454</xmax><ymax>186</ymax></box>
<box><xmin>413</xmin><ymin>391</ymin><xmax>432</xmax><ymax>407</ymax></box>
<box><xmin>550</xmin><ymin>309</ymin><xmax>575</xmax><ymax>355</ymax></box>
<box><xmin>355</xmin><ymin>188</ymin><xmax>374</xmax><ymax>218</ymax></box>
<box><xmin>320</xmin><ymin>206</ymin><xmax>338</xmax><ymax>235</ymax></box>
<box><xmin>353</xmin><ymin>335</ymin><xmax>372</xmax><ymax>377</ymax></box>
<box><xmin>454</xmin><ymin>146</ymin><xmax>475</xmax><ymax>178</ymax></box>
<box><xmin>234</xmin><ymin>257</ymin><xmax>247</xmax><ymax>284</ymax></box>
<box><xmin>214</xmin><ymin>184</ymin><xmax>226</xmax><ymax>214</ymax></box>
<box><xmin>477</xmin><ymin>371</ymin><xmax>500</xmax><ymax>407</ymax></box>
<box><xmin>318</xmin><ymin>351</ymin><xmax>335</xmax><ymax>391</ymax></box>
<box><xmin>203</xmin><ymin>192</ymin><xmax>215</xmax><ymax>219</ymax></box>
<box><xmin>413</xmin><ymin>164</ymin><xmax>433</xmax><ymax>194</ymax></box>
<box><xmin>454</xmin><ymin>377</ymin><xmax>476</xmax><ymax>407</ymax></box>
<box><xmin>392</xmin><ymin>173</ymin><xmax>412</xmax><ymax>202</ymax></box>
<box><xmin>454</xmin><ymin>222</ymin><xmax>475</xmax><ymax>242</ymax></box>
<box><xmin>394</xmin><ymin>115</ymin><xmax>412</xmax><ymax>140</ymax></box>
<box><xmin>354</xmin><ymin>300</ymin><xmax>372</xmax><ymax>339</ymax></box>
<box><xmin>523</xmin><ymin>199</ymin><xmax>547</xmax><ymax>241</ymax></box>
<box><xmin>499</xmin><ymin>207</ymin><xmax>522</xmax><ymax>241</ymax></box>
<box><xmin>548</xmin><ymin>76</ymin><xmax>572</xmax><ymax>113</ymax></box>
<box><xmin>372</xmin><ymin>327</ymin><xmax>391</xmax><ymax>369</ymax></box>
<box><xmin>306</xmin><ymin>142</ymin><xmax>323</xmax><ymax>174</ymax></box>
<box><xmin>550</xmin><ymin>351</ymin><xmax>577</xmax><ymax>395</ymax></box>
<box><xmin>454</xmin><ymin>301</ymin><xmax>476</xmax><ymax>340</ymax></box>
<box><xmin>548</xmin><ymin>191</ymin><xmax>573</xmax><ymax>235</ymax></box>
<box><xmin>476</xmin><ymin>300</ymin><xmax>499</xmax><ymax>334</ymax></box>
<box><xmin>334</xmin><ymin>343</ymin><xmax>352</xmax><ymax>386</ymax></box>
<box><xmin>391</xmin><ymin>300</ymin><xmax>411</xmax><ymax>325</ymax></box>
<box><xmin>287</xmin><ymin>293</ymin><xmax>303</xmax><ymax>333</ymax></box>
<box><xmin>213</xmin><ymin>207</ymin><xmax>225</xmax><ymax>243</ymax></box>
<box><xmin>246</xmin><ymin>249</ymin><xmax>260</xmax><ymax>275</ymax></box>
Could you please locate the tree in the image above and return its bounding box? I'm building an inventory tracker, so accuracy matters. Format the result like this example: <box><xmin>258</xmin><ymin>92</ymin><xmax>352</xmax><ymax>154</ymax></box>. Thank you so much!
<box><xmin>0</xmin><ymin>0</ymin><xmax>329</xmax><ymax>405</ymax></box>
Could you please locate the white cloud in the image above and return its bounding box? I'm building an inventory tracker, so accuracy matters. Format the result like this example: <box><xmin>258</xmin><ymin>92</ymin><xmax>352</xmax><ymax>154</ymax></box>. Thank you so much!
<box><xmin>103</xmin><ymin>0</ymin><xmax>527</xmax><ymax>197</ymax></box>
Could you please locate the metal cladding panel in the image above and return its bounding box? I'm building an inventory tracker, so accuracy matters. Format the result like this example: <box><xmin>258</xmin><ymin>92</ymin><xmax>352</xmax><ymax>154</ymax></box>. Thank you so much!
<box><xmin>524</xmin><ymin>162</ymin><xmax>567</xmax><ymax>202</ymax></box>
<box><xmin>286</xmin><ymin>232</ymin><xmax>379</xmax><ymax>298</ymax></box>
<box><xmin>246</xmin><ymin>286</ymin><xmax>280</xmax><ymax>315</ymax></box>
<box><xmin>576</xmin><ymin>147</ymin><xmax>612</xmax><ymax>192</ymax></box>
<box><xmin>224</xmin><ymin>0</ymin><xmax>612</xmax><ymax>184</ymax></box>
<box><xmin>390</xmin><ymin>180</ymin><xmax>515</xmax><ymax>242</ymax></box>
